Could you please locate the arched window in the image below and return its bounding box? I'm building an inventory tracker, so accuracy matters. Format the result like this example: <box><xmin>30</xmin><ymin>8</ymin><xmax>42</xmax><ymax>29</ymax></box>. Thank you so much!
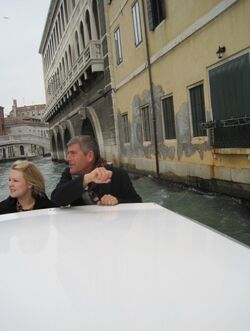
<box><xmin>54</xmin><ymin>74</ymin><xmax>57</xmax><ymax>92</ymax></box>
<box><xmin>81</xmin><ymin>118</ymin><xmax>95</xmax><ymax>137</ymax></box>
<box><xmin>56</xmin><ymin>132</ymin><xmax>64</xmax><ymax>159</ymax></box>
<box><xmin>51</xmin><ymin>76</ymin><xmax>54</xmax><ymax>93</ymax></box>
<box><xmin>57</xmin><ymin>68</ymin><xmax>60</xmax><ymax>86</ymax></box>
<box><xmin>58</xmin><ymin>13</ymin><xmax>62</xmax><ymax>38</ymax></box>
<box><xmin>93</xmin><ymin>0</ymin><xmax>100</xmax><ymax>39</ymax></box>
<box><xmin>64</xmin><ymin>128</ymin><xmax>71</xmax><ymax>146</ymax></box>
<box><xmin>20</xmin><ymin>146</ymin><xmax>24</xmax><ymax>156</ymax></box>
<box><xmin>47</xmin><ymin>47</ymin><xmax>49</xmax><ymax>66</ymax></box>
<box><xmin>52</xmin><ymin>33</ymin><xmax>55</xmax><ymax>55</ymax></box>
<box><xmin>51</xmin><ymin>135</ymin><xmax>56</xmax><ymax>154</ymax></box>
<box><xmin>55</xmin><ymin>21</ymin><xmax>59</xmax><ymax>45</ymax></box>
<box><xmin>49</xmin><ymin>39</ymin><xmax>53</xmax><ymax>61</ymax></box>
<box><xmin>60</xmin><ymin>4</ymin><xmax>65</xmax><ymax>32</ymax></box>
<box><xmin>68</xmin><ymin>44</ymin><xmax>73</xmax><ymax>67</ymax></box>
<box><xmin>62</xmin><ymin>57</ymin><xmax>66</xmax><ymax>77</ymax></box>
<box><xmin>65</xmin><ymin>51</ymin><xmax>69</xmax><ymax>73</ymax></box>
<box><xmin>85</xmin><ymin>10</ymin><xmax>92</xmax><ymax>40</ymax></box>
<box><xmin>64</xmin><ymin>0</ymin><xmax>68</xmax><ymax>24</ymax></box>
<box><xmin>44</xmin><ymin>51</ymin><xmax>47</xmax><ymax>71</ymax></box>
<box><xmin>80</xmin><ymin>21</ymin><xmax>85</xmax><ymax>50</ymax></box>
<box><xmin>59</xmin><ymin>62</ymin><xmax>62</xmax><ymax>82</ymax></box>
<box><xmin>53</xmin><ymin>28</ymin><xmax>57</xmax><ymax>48</ymax></box>
<box><xmin>75</xmin><ymin>31</ymin><xmax>80</xmax><ymax>57</ymax></box>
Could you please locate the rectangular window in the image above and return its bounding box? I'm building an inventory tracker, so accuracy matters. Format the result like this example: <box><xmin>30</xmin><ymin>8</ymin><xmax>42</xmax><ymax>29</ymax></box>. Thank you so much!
<box><xmin>122</xmin><ymin>113</ymin><xmax>130</xmax><ymax>143</ymax></box>
<box><xmin>132</xmin><ymin>1</ymin><xmax>142</xmax><ymax>46</ymax></box>
<box><xmin>162</xmin><ymin>95</ymin><xmax>176</xmax><ymax>139</ymax></box>
<box><xmin>189</xmin><ymin>84</ymin><xmax>206</xmax><ymax>137</ymax></box>
<box><xmin>147</xmin><ymin>0</ymin><xmax>165</xmax><ymax>31</ymax></box>
<box><xmin>141</xmin><ymin>105</ymin><xmax>151</xmax><ymax>141</ymax></box>
<box><xmin>114</xmin><ymin>27</ymin><xmax>123</xmax><ymax>65</ymax></box>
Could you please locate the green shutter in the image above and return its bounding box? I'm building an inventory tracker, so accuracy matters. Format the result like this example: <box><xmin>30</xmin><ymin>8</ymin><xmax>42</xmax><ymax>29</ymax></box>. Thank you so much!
<box><xmin>209</xmin><ymin>54</ymin><xmax>250</xmax><ymax>148</ymax></box>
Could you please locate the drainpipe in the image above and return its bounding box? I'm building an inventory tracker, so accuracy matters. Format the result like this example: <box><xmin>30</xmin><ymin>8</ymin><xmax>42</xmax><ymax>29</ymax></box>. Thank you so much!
<box><xmin>141</xmin><ymin>1</ymin><xmax>159</xmax><ymax>176</ymax></box>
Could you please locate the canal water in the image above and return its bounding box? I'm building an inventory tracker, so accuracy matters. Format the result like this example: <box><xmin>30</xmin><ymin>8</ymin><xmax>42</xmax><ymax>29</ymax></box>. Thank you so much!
<box><xmin>0</xmin><ymin>157</ymin><xmax>249</xmax><ymax>246</ymax></box>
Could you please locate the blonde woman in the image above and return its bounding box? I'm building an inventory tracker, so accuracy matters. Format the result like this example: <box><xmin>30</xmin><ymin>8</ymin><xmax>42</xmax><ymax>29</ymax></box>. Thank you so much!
<box><xmin>0</xmin><ymin>160</ymin><xmax>56</xmax><ymax>214</ymax></box>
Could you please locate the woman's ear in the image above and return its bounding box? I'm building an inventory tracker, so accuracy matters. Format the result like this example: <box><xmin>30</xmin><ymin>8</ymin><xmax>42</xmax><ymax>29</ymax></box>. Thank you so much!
<box><xmin>27</xmin><ymin>183</ymin><xmax>33</xmax><ymax>190</ymax></box>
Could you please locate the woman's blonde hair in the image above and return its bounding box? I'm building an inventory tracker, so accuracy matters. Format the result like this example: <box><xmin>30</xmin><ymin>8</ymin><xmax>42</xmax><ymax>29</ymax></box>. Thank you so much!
<box><xmin>11</xmin><ymin>160</ymin><xmax>45</xmax><ymax>197</ymax></box>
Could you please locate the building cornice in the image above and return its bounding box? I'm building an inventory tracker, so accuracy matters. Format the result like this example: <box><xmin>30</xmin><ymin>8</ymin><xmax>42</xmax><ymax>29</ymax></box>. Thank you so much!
<box><xmin>39</xmin><ymin>0</ymin><xmax>57</xmax><ymax>54</ymax></box>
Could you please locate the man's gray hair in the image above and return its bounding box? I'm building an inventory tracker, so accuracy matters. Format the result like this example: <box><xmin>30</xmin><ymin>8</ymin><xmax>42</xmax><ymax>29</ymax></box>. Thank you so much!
<box><xmin>67</xmin><ymin>135</ymin><xmax>100</xmax><ymax>161</ymax></box>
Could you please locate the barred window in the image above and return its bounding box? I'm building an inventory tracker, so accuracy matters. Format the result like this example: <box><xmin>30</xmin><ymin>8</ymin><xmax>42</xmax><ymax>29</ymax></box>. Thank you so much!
<box><xmin>162</xmin><ymin>95</ymin><xmax>176</xmax><ymax>139</ymax></box>
<box><xmin>141</xmin><ymin>105</ymin><xmax>151</xmax><ymax>141</ymax></box>
<box><xmin>132</xmin><ymin>1</ymin><xmax>142</xmax><ymax>46</ymax></box>
<box><xmin>189</xmin><ymin>84</ymin><xmax>206</xmax><ymax>137</ymax></box>
<box><xmin>114</xmin><ymin>27</ymin><xmax>123</xmax><ymax>65</ymax></box>
<box><xmin>122</xmin><ymin>113</ymin><xmax>130</xmax><ymax>143</ymax></box>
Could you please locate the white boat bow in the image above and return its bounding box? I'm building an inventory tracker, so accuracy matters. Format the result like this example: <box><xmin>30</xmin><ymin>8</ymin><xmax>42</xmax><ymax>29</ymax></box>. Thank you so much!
<box><xmin>0</xmin><ymin>203</ymin><xmax>249</xmax><ymax>330</ymax></box>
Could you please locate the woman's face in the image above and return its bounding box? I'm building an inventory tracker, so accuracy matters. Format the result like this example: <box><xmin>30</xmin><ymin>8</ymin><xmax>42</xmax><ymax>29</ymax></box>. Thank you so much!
<box><xmin>8</xmin><ymin>169</ymin><xmax>32</xmax><ymax>199</ymax></box>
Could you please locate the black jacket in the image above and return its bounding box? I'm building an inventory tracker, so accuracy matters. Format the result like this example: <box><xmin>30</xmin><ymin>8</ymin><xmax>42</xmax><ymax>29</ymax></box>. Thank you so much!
<box><xmin>0</xmin><ymin>195</ymin><xmax>56</xmax><ymax>215</ymax></box>
<box><xmin>51</xmin><ymin>166</ymin><xmax>142</xmax><ymax>207</ymax></box>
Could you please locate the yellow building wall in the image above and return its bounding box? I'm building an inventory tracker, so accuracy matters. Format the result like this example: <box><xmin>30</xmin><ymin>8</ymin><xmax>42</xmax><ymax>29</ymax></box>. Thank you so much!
<box><xmin>106</xmin><ymin>0</ymin><xmax>250</xmax><ymax>198</ymax></box>
<box><xmin>108</xmin><ymin>0</ymin><xmax>147</xmax><ymax>84</ymax></box>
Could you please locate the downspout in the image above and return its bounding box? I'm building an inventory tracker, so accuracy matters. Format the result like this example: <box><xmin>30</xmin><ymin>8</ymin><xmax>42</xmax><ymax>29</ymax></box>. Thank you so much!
<box><xmin>141</xmin><ymin>0</ymin><xmax>159</xmax><ymax>176</ymax></box>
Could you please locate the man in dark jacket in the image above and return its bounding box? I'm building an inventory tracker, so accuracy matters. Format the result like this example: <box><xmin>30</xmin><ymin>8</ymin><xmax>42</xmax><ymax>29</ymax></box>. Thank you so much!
<box><xmin>51</xmin><ymin>135</ymin><xmax>142</xmax><ymax>206</ymax></box>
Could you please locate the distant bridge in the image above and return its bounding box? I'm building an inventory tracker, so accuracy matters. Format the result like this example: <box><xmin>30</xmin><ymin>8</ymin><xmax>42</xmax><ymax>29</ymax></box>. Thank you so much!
<box><xmin>0</xmin><ymin>134</ymin><xmax>50</xmax><ymax>150</ymax></box>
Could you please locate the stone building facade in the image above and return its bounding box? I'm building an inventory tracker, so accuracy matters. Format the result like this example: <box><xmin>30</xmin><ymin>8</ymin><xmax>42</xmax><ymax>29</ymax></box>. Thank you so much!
<box><xmin>0</xmin><ymin>101</ymin><xmax>50</xmax><ymax>161</ymax></box>
<box><xmin>9</xmin><ymin>99</ymin><xmax>46</xmax><ymax>121</ymax></box>
<box><xmin>39</xmin><ymin>0</ymin><xmax>118</xmax><ymax>162</ymax></box>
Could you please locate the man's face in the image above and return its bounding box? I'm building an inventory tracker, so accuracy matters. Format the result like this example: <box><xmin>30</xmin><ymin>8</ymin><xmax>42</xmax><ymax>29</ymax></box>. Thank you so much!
<box><xmin>66</xmin><ymin>143</ymin><xmax>93</xmax><ymax>175</ymax></box>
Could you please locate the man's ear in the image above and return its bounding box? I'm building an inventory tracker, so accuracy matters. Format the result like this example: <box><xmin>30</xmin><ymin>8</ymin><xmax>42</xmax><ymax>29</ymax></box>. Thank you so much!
<box><xmin>87</xmin><ymin>150</ymin><xmax>94</xmax><ymax>162</ymax></box>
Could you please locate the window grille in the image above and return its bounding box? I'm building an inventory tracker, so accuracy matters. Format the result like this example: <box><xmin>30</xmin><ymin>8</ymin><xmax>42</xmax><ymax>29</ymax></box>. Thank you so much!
<box><xmin>122</xmin><ymin>113</ymin><xmax>130</xmax><ymax>143</ymax></box>
<box><xmin>141</xmin><ymin>105</ymin><xmax>151</xmax><ymax>141</ymax></box>
<box><xmin>189</xmin><ymin>84</ymin><xmax>206</xmax><ymax>137</ymax></box>
<box><xmin>162</xmin><ymin>95</ymin><xmax>176</xmax><ymax>139</ymax></box>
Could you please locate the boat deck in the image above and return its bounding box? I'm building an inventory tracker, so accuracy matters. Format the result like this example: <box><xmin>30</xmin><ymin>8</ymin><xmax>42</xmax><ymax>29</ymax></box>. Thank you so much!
<box><xmin>0</xmin><ymin>203</ymin><xmax>249</xmax><ymax>330</ymax></box>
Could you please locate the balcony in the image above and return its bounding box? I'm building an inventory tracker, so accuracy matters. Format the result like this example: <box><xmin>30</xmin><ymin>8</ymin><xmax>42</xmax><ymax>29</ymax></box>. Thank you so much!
<box><xmin>45</xmin><ymin>40</ymin><xmax>104</xmax><ymax>119</ymax></box>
